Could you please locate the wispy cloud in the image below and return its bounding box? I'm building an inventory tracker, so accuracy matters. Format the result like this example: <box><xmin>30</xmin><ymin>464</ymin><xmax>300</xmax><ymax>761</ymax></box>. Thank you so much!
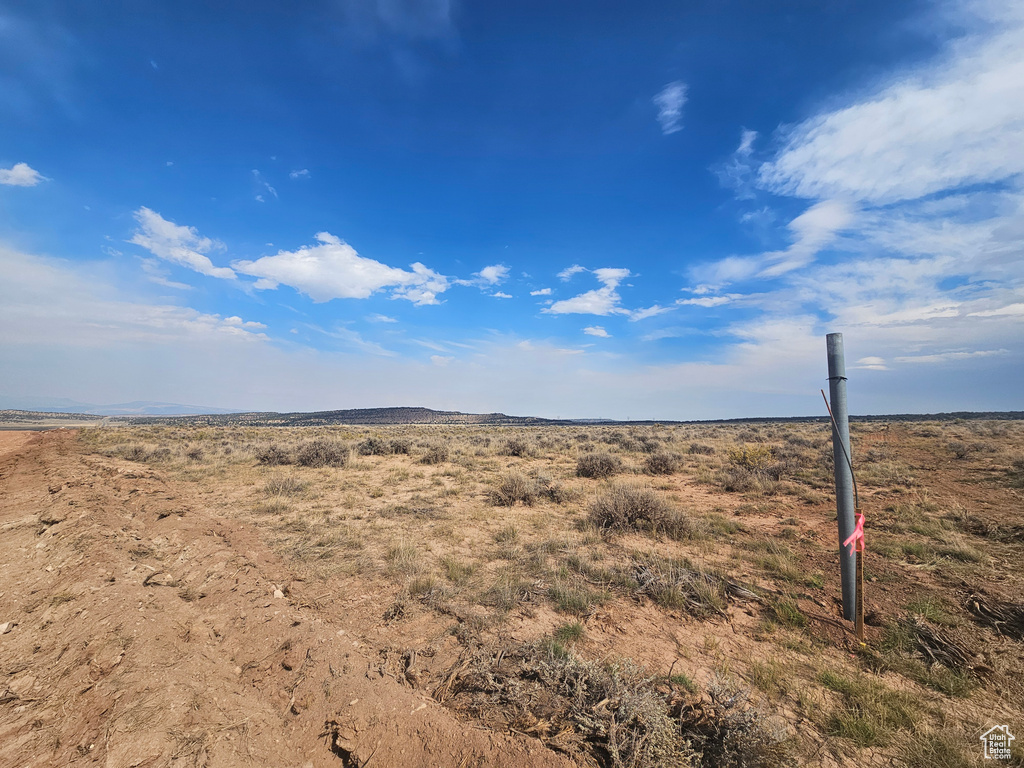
<box><xmin>653</xmin><ymin>80</ymin><xmax>687</xmax><ymax>135</ymax></box>
<box><xmin>0</xmin><ymin>162</ymin><xmax>47</xmax><ymax>186</ymax></box>
<box><xmin>366</xmin><ymin>313</ymin><xmax>398</xmax><ymax>323</ymax></box>
<box><xmin>129</xmin><ymin>208</ymin><xmax>236</xmax><ymax>280</ymax></box>
<box><xmin>759</xmin><ymin>2</ymin><xmax>1024</xmax><ymax>205</ymax></box>
<box><xmin>893</xmin><ymin>349</ymin><xmax>1008</xmax><ymax>364</ymax></box>
<box><xmin>713</xmin><ymin>129</ymin><xmax>758</xmax><ymax>198</ymax></box>
<box><xmin>455</xmin><ymin>263</ymin><xmax>510</xmax><ymax>289</ymax></box>
<box><xmin>0</xmin><ymin>246</ymin><xmax>264</xmax><ymax>349</ymax></box>
<box><xmin>683</xmin><ymin>1</ymin><xmax>1024</xmax><ymax>398</ymax></box>
<box><xmin>233</xmin><ymin>232</ymin><xmax>448</xmax><ymax>305</ymax></box>
<box><xmin>583</xmin><ymin>326</ymin><xmax>610</xmax><ymax>338</ymax></box>
<box><xmin>557</xmin><ymin>264</ymin><xmax>586</xmax><ymax>281</ymax></box>
<box><xmin>252</xmin><ymin>169</ymin><xmax>278</xmax><ymax>201</ymax></box>
<box><xmin>692</xmin><ymin>199</ymin><xmax>855</xmax><ymax>285</ymax></box>
<box><xmin>138</xmin><ymin>257</ymin><xmax>194</xmax><ymax>290</ymax></box>
<box><xmin>677</xmin><ymin>294</ymin><xmax>741</xmax><ymax>308</ymax></box>
<box><xmin>306</xmin><ymin>324</ymin><xmax>395</xmax><ymax>356</ymax></box>
<box><xmin>340</xmin><ymin>0</ymin><xmax>455</xmax><ymax>41</ymax></box>
<box><xmin>289</xmin><ymin>169</ymin><xmax>310</xmax><ymax>179</ymax></box>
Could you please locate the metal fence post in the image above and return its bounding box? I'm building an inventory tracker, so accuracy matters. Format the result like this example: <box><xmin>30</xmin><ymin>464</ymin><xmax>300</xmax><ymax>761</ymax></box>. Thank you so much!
<box><xmin>827</xmin><ymin>333</ymin><xmax>857</xmax><ymax>622</ymax></box>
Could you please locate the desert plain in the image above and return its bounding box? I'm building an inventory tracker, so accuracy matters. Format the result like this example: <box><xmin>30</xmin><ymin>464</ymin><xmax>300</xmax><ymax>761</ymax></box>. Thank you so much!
<box><xmin>1</xmin><ymin>417</ymin><xmax>1022</xmax><ymax>767</ymax></box>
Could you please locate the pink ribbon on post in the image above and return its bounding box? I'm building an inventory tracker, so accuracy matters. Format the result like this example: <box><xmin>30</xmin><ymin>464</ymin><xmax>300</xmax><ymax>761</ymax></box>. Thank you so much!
<box><xmin>843</xmin><ymin>512</ymin><xmax>865</xmax><ymax>556</ymax></box>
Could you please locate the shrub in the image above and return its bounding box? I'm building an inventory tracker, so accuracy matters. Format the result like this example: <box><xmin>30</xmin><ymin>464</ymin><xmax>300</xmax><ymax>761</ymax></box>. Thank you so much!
<box><xmin>577</xmin><ymin>452</ymin><xmax>622</xmax><ymax>479</ymax></box>
<box><xmin>388</xmin><ymin>437</ymin><xmax>412</xmax><ymax>454</ymax></box>
<box><xmin>589</xmin><ymin>483</ymin><xmax>689</xmax><ymax>539</ymax></box>
<box><xmin>645</xmin><ymin>451</ymin><xmax>681</xmax><ymax>475</ymax></box>
<box><xmin>148</xmin><ymin>447</ymin><xmax>172</xmax><ymax>462</ymax></box>
<box><xmin>420</xmin><ymin>441</ymin><xmax>450</xmax><ymax>465</ymax></box>
<box><xmin>357</xmin><ymin>436</ymin><xmax>391</xmax><ymax>455</ymax></box>
<box><xmin>117</xmin><ymin>444</ymin><xmax>149</xmax><ymax>462</ymax></box>
<box><xmin>680</xmin><ymin>680</ymin><xmax>791</xmax><ymax>767</ymax></box>
<box><xmin>727</xmin><ymin>444</ymin><xmax>777</xmax><ymax>472</ymax></box>
<box><xmin>256</xmin><ymin>444</ymin><xmax>293</xmax><ymax>466</ymax></box>
<box><xmin>296</xmin><ymin>438</ymin><xmax>349</xmax><ymax>468</ymax></box>
<box><xmin>490</xmin><ymin>470</ymin><xmax>539</xmax><ymax>506</ymax></box>
<box><xmin>946</xmin><ymin>440</ymin><xmax>971</xmax><ymax>459</ymax></box>
<box><xmin>688</xmin><ymin>442</ymin><xmax>715</xmax><ymax>455</ymax></box>
<box><xmin>498</xmin><ymin>437</ymin><xmax>532</xmax><ymax>457</ymax></box>
<box><xmin>184</xmin><ymin>446</ymin><xmax>204</xmax><ymax>461</ymax></box>
<box><xmin>638</xmin><ymin>437</ymin><xmax>662</xmax><ymax>453</ymax></box>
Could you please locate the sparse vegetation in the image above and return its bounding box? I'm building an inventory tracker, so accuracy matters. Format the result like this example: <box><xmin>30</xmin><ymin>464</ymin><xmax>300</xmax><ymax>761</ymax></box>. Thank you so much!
<box><xmin>576</xmin><ymin>452</ymin><xmax>621</xmax><ymax>478</ymax></box>
<box><xmin>296</xmin><ymin>438</ymin><xmax>348</xmax><ymax>468</ymax></box>
<box><xmin>589</xmin><ymin>482</ymin><xmax>689</xmax><ymax>539</ymax></box>
<box><xmin>645</xmin><ymin>451</ymin><xmax>681</xmax><ymax>475</ymax></box>
<box><xmin>67</xmin><ymin>416</ymin><xmax>1024</xmax><ymax>766</ymax></box>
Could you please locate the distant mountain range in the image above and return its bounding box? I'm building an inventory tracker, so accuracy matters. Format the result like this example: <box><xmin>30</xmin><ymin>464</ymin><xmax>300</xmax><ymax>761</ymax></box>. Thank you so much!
<box><xmin>0</xmin><ymin>397</ymin><xmax>235</xmax><ymax>416</ymax></box>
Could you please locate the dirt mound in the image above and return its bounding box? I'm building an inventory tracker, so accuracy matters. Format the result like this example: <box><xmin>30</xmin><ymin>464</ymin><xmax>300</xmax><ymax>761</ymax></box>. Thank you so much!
<box><xmin>0</xmin><ymin>431</ymin><xmax>572</xmax><ymax>767</ymax></box>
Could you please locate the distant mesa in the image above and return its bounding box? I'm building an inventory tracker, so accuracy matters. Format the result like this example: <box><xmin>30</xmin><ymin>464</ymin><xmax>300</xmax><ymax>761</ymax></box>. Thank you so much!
<box><xmin>113</xmin><ymin>406</ymin><xmax>560</xmax><ymax>427</ymax></box>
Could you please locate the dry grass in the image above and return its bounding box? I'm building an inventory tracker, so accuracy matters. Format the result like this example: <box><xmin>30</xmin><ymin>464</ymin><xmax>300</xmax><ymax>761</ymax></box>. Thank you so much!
<box><xmin>77</xmin><ymin>417</ymin><xmax>1024</xmax><ymax>766</ymax></box>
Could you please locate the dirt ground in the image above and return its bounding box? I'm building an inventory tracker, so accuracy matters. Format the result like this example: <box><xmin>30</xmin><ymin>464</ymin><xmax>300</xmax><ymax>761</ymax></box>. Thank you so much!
<box><xmin>1</xmin><ymin>422</ymin><xmax>1022</xmax><ymax>767</ymax></box>
<box><xmin>0</xmin><ymin>430</ymin><xmax>573</xmax><ymax>767</ymax></box>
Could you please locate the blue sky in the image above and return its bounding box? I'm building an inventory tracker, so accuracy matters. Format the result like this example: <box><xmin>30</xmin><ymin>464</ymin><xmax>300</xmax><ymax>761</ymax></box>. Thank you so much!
<box><xmin>1</xmin><ymin>0</ymin><xmax>1022</xmax><ymax>419</ymax></box>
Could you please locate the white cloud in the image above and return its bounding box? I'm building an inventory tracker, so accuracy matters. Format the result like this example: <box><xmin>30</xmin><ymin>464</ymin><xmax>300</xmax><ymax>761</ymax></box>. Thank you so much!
<box><xmin>223</xmin><ymin>316</ymin><xmax>266</xmax><ymax>329</ymax></box>
<box><xmin>545</xmin><ymin>268</ymin><xmax>630</xmax><ymax>316</ymax></box>
<box><xmin>456</xmin><ymin>263</ymin><xmax>510</xmax><ymax>289</ymax></box>
<box><xmin>854</xmin><ymin>356</ymin><xmax>889</xmax><ymax>371</ymax></box>
<box><xmin>557</xmin><ymin>264</ymin><xmax>586</xmax><ymax>281</ymax></box>
<box><xmin>893</xmin><ymin>349</ymin><xmax>1007</xmax><ymax>364</ymax></box>
<box><xmin>3</xmin><ymin>241</ymin><xmax>1021</xmax><ymax>418</ymax></box>
<box><xmin>653</xmin><ymin>81</ymin><xmax>688</xmax><ymax>135</ymax></box>
<box><xmin>0</xmin><ymin>246</ymin><xmax>265</xmax><ymax>350</ymax></box>
<box><xmin>367</xmin><ymin>313</ymin><xmax>398</xmax><ymax>323</ymax></box>
<box><xmin>627</xmin><ymin>305</ymin><xmax>672</xmax><ymax>321</ymax></box>
<box><xmin>477</xmin><ymin>264</ymin><xmax>509</xmax><ymax>285</ymax></box>
<box><xmin>968</xmin><ymin>302</ymin><xmax>1024</xmax><ymax>317</ymax></box>
<box><xmin>129</xmin><ymin>208</ymin><xmax>236</xmax><ymax>280</ymax></box>
<box><xmin>289</xmin><ymin>169</ymin><xmax>310</xmax><ymax>179</ymax></box>
<box><xmin>583</xmin><ymin>326</ymin><xmax>610</xmax><ymax>338</ymax></box>
<box><xmin>677</xmin><ymin>295</ymin><xmax>737</xmax><ymax>308</ymax></box>
<box><xmin>544</xmin><ymin>268</ymin><xmax>670</xmax><ymax>320</ymax></box>
<box><xmin>758</xmin><ymin>4</ymin><xmax>1024</xmax><ymax>205</ymax></box>
<box><xmin>492</xmin><ymin>291</ymin><xmax>512</xmax><ymax>299</ymax></box>
<box><xmin>233</xmin><ymin>232</ymin><xmax>448</xmax><ymax>305</ymax></box>
<box><xmin>0</xmin><ymin>162</ymin><xmax>47</xmax><ymax>186</ymax></box>
<box><xmin>692</xmin><ymin>199</ymin><xmax>855</xmax><ymax>285</ymax></box>
<box><xmin>530</xmin><ymin>288</ymin><xmax>552</xmax><ymax>296</ymax></box>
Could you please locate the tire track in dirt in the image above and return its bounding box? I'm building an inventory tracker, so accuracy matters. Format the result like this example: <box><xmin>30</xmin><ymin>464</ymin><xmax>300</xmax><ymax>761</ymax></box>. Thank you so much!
<box><xmin>0</xmin><ymin>431</ymin><xmax>573</xmax><ymax>768</ymax></box>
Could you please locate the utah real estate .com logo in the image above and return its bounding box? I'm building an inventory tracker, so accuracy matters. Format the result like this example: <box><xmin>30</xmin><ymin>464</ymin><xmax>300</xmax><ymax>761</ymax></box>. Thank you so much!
<box><xmin>981</xmin><ymin>725</ymin><xmax>1015</xmax><ymax>761</ymax></box>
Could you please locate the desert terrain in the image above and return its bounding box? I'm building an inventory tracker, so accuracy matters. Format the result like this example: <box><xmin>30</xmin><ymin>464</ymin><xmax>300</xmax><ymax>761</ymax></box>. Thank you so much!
<box><xmin>1</xmin><ymin>418</ymin><xmax>1022</xmax><ymax>767</ymax></box>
